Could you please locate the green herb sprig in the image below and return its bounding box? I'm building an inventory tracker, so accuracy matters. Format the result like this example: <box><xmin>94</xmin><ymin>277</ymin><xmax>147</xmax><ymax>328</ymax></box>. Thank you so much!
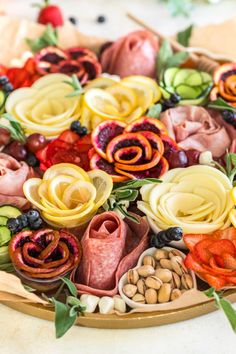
<box><xmin>64</xmin><ymin>75</ymin><xmax>84</xmax><ymax>98</ymax></box>
<box><xmin>156</xmin><ymin>40</ymin><xmax>189</xmax><ymax>80</ymax></box>
<box><xmin>208</xmin><ymin>98</ymin><xmax>236</xmax><ymax>113</ymax></box>
<box><xmin>0</xmin><ymin>113</ymin><xmax>26</xmax><ymax>143</ymax></box>
<box><xmin>26</xmin><ymin>24</ymin><xmax>58</xmax><ymax>53</ymax></box>
<box><xmin>160</xmin><ymin>0</ymin><xmax>193</xmax><ymax>17</ymax></box>
<box><xmin>177</xmin><ymin>24</ymin><xmax>193</xmax><ymax>47</ymax></box>
<box><xmin>205</xmin><ymin>287</ymin><xmax>236</xmax><ymax>332</ymax></box>
<box><xmin>102</xmin><ymin>178</ymin><xmax>161</xmax><ymax>223</ymax></box>
<box><xmin>49</xmin><ymin>277</ymin><xmax>86</xmax><ymax>338</ymax></box>
<box><xmin>212</xmin><ymin>152</ymin><xmax>236</xmax><ymax>184</ymax></box>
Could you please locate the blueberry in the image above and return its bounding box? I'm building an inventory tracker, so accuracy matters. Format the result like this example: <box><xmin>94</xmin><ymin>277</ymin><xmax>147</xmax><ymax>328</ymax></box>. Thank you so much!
<box><xmin>222</xmin><ymin>110</ymin><xmax>235</xmax><ymax>124</ymax></box>
<box><xmin>161</xmin><ymin>99</ymin><xmax>175</xmax><ymax>112</ymax></box>
<box><xmin>70</xmin><ymin>120</ymin><xmax>81</xmax><ymax>133</ymax></box>
<box><xmin>77</xmin><ymin>126</ymin><xmax>87</xmax><ymax>136</ymax></box>
<box><xmin>170</xmin><ymin>93</ymin><xmax>181</xmax><ymax>104</ymax></box>
<box><xmin>7</xmin><ymin>218</ymin><xmax>20</xmax><ymax>233</ymax></box>
<box><xmin>26</xmin><ymin>152</ymin><xmax>39</xmax><ymax>167</ymax></box>
<box><xmin>29</xmin><ymin>218</ymin><xmax>43</xmax><ymax>230</ymax></box>
<box><xmin>3</xmin><ymin>83</ymin><xmax>13</xmax><ymax>93</ymax></box>
<box><xmin>165</xmin><ymin>227</ymin><xmax>183</xmax><ymax>241</ymax></box>
<box><xmin>96</xmin><ymin>15</ymin><xmax>106</xmax><ymax>23</ymax></box>
<box><xmin>27</xmin><ymin>209</ymin><xmax>40</xmax><ymax>222</ymax></box>
<box><xmin>0</xmin><ymin>76</ymin><xmax>9</xmax><ymax>85</ymax></box>
<box><xmin>69</xmin><ymin>16</ymin><xmax>78</xmax><ymax>25</ymax></box>
<box><xmin>17</xmin><ymin>214</ymin><xmax>28</xmax><ymax>228</ymax></box>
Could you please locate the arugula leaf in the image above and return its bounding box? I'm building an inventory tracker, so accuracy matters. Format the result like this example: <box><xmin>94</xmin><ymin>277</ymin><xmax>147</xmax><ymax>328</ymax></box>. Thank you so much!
<box><xmin>204</xmin><ymin>288</ymin><xmax>236</xmax><ymax>332</ymax></box>
<box><xmin>147</xmin><ymin>103</ymin><xmax>162</xmax><ymax>118</ymax></box>
<box><xmin>53</xmin><ymin>299</ymin><xmax>77</xmax><ymax>339</ymax></box>
<box><xmin>177</xmin><ymin>24</ymin><xmax>193</xmax><ymax>47</ymax></box>
<box><xmin>26</xmin><ymin>24</ymin><xmax>58</xmax><ymax>53</ymax></box>
<box><xmin>208</xmin><ymin>98</ymin><xmax>236</xmax><ymax>113</ymax></box>
<box><xmin>60</xmin><ymin>277</ymin><xmax>78</xmax><ymax>297</ymax></box>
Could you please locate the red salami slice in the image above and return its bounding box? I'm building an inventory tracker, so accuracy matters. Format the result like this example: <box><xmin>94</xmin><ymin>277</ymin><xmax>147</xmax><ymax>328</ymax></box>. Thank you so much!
<box><xmin>71</xmin><ymin>211</ymin><xmax>149</xmax><ymax>296</ymax></box>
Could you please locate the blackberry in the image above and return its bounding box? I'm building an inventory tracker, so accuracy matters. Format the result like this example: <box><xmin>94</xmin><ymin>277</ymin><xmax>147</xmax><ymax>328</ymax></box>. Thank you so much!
<box><xmin>0</xmin><ymin>76</ymin><xmax>9</xmax><ymax>85</ymax></box>
<box><xmin>170</xmin><ymin>93</ymin><xmax>181</xmax><ymax>104</ymax></box>
<box><xmin>222</xmin><ymin>110</ymin><xmax>235</xmax><ymax>124</ymax></box>
<box><xmin>26</xmin><ymin>153</ymin><xmax>39</xmax><ymax>167</ymax></box>
<box><xmin>29</xmin><ymin>218</ymin><xmax>43</xmax><ymax>230</ymax></box>
<box><xmin>96</xmin><ymin>15</ymin><xmax>106</xmax><ymax>23</ymax></box>
<box><xmin>17</xmin><ymin>214</ymin><xmax>28</xmax><ymax>228</ymax></box>
<box><xmin>70</xmin><ymin>120</ymin><xmax>81</xmax><ymax>133</ymax></box>
<box><xmin>150</xmin><ymin>227</ymin><xmax>183</xmax><ymax>248</ymax></box>
<box><xmin>26</xmin><ymin>209</ymin><xmax>40</xmax><ymax>223</ymax></box>
<box><xmin>161</xmin><ymin>99</ymin><xmax>175</xmax><ymax>112</ymax></box>
<box><xmin>78</xmin><ymin>126</ymin><xmax>87</xmax><ymax>136</ymax></box>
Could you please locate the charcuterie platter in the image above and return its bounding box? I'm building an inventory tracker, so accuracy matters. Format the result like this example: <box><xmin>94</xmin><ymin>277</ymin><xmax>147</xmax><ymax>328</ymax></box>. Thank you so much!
<box><xmin>1</xmin><ymin>1</ymin><xmax>236</xmax><ymax>339</ymax></box>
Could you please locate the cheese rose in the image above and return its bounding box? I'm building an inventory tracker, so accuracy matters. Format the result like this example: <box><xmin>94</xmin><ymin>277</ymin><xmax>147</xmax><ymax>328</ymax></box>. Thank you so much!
<box><xmin>138</xmin><ymin>165</ymin><xmax>233</xmax><ymax>234</ymax></box>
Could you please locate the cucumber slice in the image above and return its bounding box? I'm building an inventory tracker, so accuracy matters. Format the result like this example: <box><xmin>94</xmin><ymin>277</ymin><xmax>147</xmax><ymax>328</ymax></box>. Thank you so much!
<box><xmin>0</xmin><ymin>226</ymin><xmax>11</xmax><ymax>246</ymax></box>
<box><xmin>160</xmin><ymin>87</ymin><xmax>171</xmax><ymax>99</ymax></box>
<box><xmin>0</xmin><ymin>245</ymin><xmax>10</xmax><ymax>264</ymax></box>
<box><xmin>173</xmin><ymin>69</ymin><xmax>195</xmax><ymax>87</ymax></box>
<box><xmin>164</xmin><ymin>68</ymin><xmax>179</xmax><ymax>87</ymax></box>
<box><xmin>0</xmin><ymin>216</ymin><xmax>8</xmax><ymax>226</ymax></box>
<box><xmin>175</xmin><ymin>84</ymin><xmax>202</xmax><ymax>99</ymax></box>
<box><xmin>0</xmin><ymin>205</ymin><xmax>22</xmax><ymax>218</ymax></box>
<box><xmin>201</xmin><ymin>72</ymin><xmax>212</xmax><ymax>84</ymax></box>
<box><xmin>185</xmin><ymin>72</ymin><xmax>203</xmax><ymax>86</ymax></box>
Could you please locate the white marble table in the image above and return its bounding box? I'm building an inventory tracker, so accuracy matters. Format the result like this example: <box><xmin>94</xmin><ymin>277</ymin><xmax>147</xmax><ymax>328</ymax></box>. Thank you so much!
<box><xmin>1</xmin><ymin>0</ymin><xmax>236</xmax><ymax>353</ymax></box>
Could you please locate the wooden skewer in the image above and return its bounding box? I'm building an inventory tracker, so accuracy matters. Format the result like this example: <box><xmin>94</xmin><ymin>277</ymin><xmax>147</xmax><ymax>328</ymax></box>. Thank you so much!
<box><xmin>126</xmin><ymin>12</ymin><xmax>219</xmax><ymax>73</ymax></box>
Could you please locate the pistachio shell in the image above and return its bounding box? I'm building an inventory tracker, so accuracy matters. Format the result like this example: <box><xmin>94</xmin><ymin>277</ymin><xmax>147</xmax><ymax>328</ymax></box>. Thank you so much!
<box><xmin>145</xmin><ymin>276</ymin><xmax>162</xmax><ymax>290</ymax></box>
<box><xmin>132</xmin><ymin>293</ymin><xmax>145</xmax><ymax>304</ymax></box>
<box><xmin>145</xmin><ymin>288</ymin><xmax>158</xmax><ymax>304</ymax></box>
<box><xmin>127</xmin><ymin>269</ymin><xmax>139</xmax><ymax>285</ymax></box>
<box><xmin>123</xmin><ymin>284</ymin><xmax>137</xmax><ymax>298</ymax></box>
<box><xmin>158</xmin><ymin>283</ymin><xmax>171</xmax><ymax>303</ymax></box>
<box><xmin>155</xmin><ymin>268</ymin><xmax>172</xmax><ymax>283</ymax></box>
<box><xmin>137</xmin><ymin>265</ymin><xmax>155</xmax><ymax>277</ymax></box>
<box><xmin>137</xmin><ymin>278</ymin><xmax>147</xmax><ymax>295</ymax></box>
<box><xmin>154</xmin><ymin>249</ymin><xmax>169</xmax><ymax>261</ymax></box>
<box><xmin>142</xmin><ymin>255</ymin><xmax>156</xmax><ymax>268</ymax></box>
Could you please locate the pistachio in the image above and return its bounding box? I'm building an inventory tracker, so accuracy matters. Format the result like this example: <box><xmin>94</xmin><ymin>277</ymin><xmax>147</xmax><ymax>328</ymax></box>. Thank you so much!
<box><xmin>98</xmin><ymin>297</ymin><xmax>114</xmax><ymax>314</ymax></box>
<box><xmin>171</xmin><ymin>272</ymin><xmax>181</xmax><ymax>289</ymax></box>
<box><xmin>137</xmin><ymin>278</ymin><xmax>147</xmax><ymax>295</ymax></box>
<box><xmin>181</xmin><ymin>274</ymin><xmax>194</xmax><ymax>290</ymax></box>
<box><xmin>132</xmin><ymin>293</ymin><xmax>146</xmax><ymax>304</ymax></box>
<box><xmin>145</xmin><ymin>288</ymin><xmax>158</xmax><ymax>304</ymax></box>
<box><xmin>113</xmin><ymin>295</ymin><xmax>126</xmax><ymax>313</ymax></box>
<box><xmin>142</xmin><ymin>255</ymin><xmax>156</xmax><ymax>268</ymax></box>
<box><xmin>137</xmin><ymin>265</ymin><xmax>155</xmax><ymax>277</ymax></box>
<box><xmin>145</xmin><ymin>276</ymin><xmax>162</xmax><ymax>290</ymax></box>
<box><xmin>168</xmin><ymin>250</ymin><xmax>183</xmax><ymax>259</ymax></box>
<box><xmin>170</xmin><ymin>289</ymin><xmax>182</xmax><ymax>301</ymax></box>
<box><xmin>158</xmin><ymin>283</ymin><xmax>171</xmax><ymax>303</ymax></box>
<box><xmin>170</xmin><ymin>256</ymin><xmax>185</xmax><ymax>276</ymax></box>
<box><xmin>154</xmin><ymin>249</ymin><xmax>169</xmax><ymax>261</ymax></box>
<box><xmin>123</xmin><ymin>284</ymin><xmax>137</xmax><ymax>298</ymax></box>
<box><xmin>127</xmin><ymin>269</ymin><xmax>139</xmax><ymax>285</ymax></box>
<box><xmin>155</xmin><ymin>268</ymin><xmax>172</xmax><ymax>283</ymax></box>
<box><xmin>159</xmin><ymin>258</ymin><xmax>173</xmax><ymax>270</ymax></box>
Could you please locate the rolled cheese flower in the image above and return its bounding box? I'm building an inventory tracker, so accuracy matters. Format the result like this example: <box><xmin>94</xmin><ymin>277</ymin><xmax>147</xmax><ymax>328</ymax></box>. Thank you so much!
<box><xmin>5</xmin><ymin>73</ymin><xmax>82</xmax><ymax>139</ymax></box>
<box><xmin>138</xmin><ymin>165</ymin><xmax>234</xmax><ymax>234</ymax></box>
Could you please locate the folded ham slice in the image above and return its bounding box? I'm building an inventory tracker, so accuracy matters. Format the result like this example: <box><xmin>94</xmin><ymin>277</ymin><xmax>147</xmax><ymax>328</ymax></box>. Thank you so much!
<box><xmin>72</xmin><ymin>211</ymin><xmax>149</xmax><ymax>296</ymax></box>
<box><xmin>0</xmin><ymin>153</ymin><xmax>31</xmax><ymax>208</ymax></box>
<box><xmin>100</xmin><ymin>30</ymin><xmax>158</xmax><ymax>78</ymax></box>
<box><xmin>160</xmin><ymin>106</ymin><xmax>235</xmax><ymax>158</ymax></box>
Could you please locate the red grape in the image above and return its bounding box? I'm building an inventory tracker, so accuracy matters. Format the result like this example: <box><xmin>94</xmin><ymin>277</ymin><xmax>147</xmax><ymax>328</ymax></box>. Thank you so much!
<box><xmin>168</xmin><ymin>150</ymin><xmax>188</xmax><ymax>169</ymax></box>
<box><xmin>0</xmin><ymin>128</ymin><xmax>11</xmax><ymax>146</ymax></box>
<box><xmin>185</xmin><ymin>149</ymin><xmax>200</xmax><ymax>166</ymax></box>
<box><xmin>5</xmin><ymin>141</ymin><xmax>27</xmax><ymax>160</ymax></box>
<box><xmin>26</xmin><ymin>134</ymin><xmax>47</xmax><ymax>153</ymax></box>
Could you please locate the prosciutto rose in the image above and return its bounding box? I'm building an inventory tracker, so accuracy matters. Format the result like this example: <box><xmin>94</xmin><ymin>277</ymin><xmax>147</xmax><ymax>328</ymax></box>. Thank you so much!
<box><xmin>100</xmin><ymin>30</ymin><xmax>158</xmax><ymax>78</ymax></box>
<box><xmin>72</xmin><ymin>211</ymin><xmax>149</xmax><ymax>296</ymax></box>
<box><xmin>0</xmin><ymin>153</ymin><xmax>32</xmax><ymax>208</ymax></box>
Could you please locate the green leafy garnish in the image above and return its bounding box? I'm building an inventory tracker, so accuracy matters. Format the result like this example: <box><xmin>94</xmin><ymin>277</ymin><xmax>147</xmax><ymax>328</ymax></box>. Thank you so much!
<box><xmin>156</xmin><ymin>40</ymin><xmax>189</xmax><ymax>79</ymax></box>
<box><xmin>50</xmin><ymin>277</ymin><xmax>86</xmax><ymax>338</ymax></box>
<box><xmin>26</xmin><ymin>24</ymin><xmax>58</xmax><ymax>53</ymax></box>
<box><xmin>177</xmin><ymin>24</ymin><xmax>193</xmax><ymax>47</ymax></box>
<box><xmin>208</xmin><ymin>98</ymin><xmax>236</xmax><ymax>113</ymax></box>
<box><xmin>147</xmin><ymin>103</ymin><xmax>162</xmax><ymax>118</ymax></box>
<box><xmin>212</xmin><ymin>152</ymin><xmax>236</xmax><ymax>184</ymax></box>
<box><xmin>204</xmin><ymin>287</ymin><xmax>236</xmax><ymax>332</ymax></box>
<box><xmin>64</xmin><ymin>74</ymin><xmax>84</xmax><ymax>98</ymax></box>
<box><xmin>0</xmin><ymin>113</ymin><xmax>26</xmax><ymax>143</ymax></box>
<box><xmin>103</xmin><ymin>178</ymin><xmax>161</xmax><ymax>222</ymax></box>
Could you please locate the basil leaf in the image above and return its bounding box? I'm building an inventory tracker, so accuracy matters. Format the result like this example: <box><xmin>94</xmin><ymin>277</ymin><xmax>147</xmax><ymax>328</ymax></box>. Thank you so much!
<box><xmin>26</xmin><ymin>24</ymin><xmax>58</xmax><ymax>53</ymax></box>
<box><xmin>156</xmin><ymin>39</ymin><xmax>173</xmax><ymax>77</ymax></box>
<box><xmin>53</xmin><ymin>299</ymin><xmax>77</xmax><ymax>339</ymax></box>
<box><xmin>177</xmin><ymin>24</ymin><xmax>193</xmax><ymax>47</ymax></box>
<box><xmin>166</xmin><ymin>51</ymin><xmax>189</xmax><ymax>68</ymax></box>
<box><xmin>69</xmin><ymin>305</ymin><xmax>79</xmax><ymax>318</ymax></box>
<box><xmin>60</xmin><ymin>277</ymin><xmax>78</xmax><ymax>297</ymax></box>
<box><xmin>208</xmin><ymin>98</ymin><xmax>236</xmax><ymax>113</ymax></box>
<box><xmin>114</xmin><ymin>189</ymin><xmax>133</xmax><ymax>199</ymax></box>
<box><xmin>147</xmin><ymin>103</ymin><xmax>162</xmax><ymax>118</ymax></box>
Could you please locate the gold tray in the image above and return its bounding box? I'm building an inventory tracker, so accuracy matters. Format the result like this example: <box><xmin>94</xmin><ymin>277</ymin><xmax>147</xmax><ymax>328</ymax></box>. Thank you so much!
<box><xmin>2</xmin><ymin>290</ymin><xmax>236</xmax><ymax>328</ymax></box>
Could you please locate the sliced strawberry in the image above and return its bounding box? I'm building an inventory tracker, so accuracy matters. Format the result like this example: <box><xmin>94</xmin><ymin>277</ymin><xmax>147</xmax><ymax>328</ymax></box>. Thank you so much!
<box><xmin>75</xmin><ymin>134</ymin><xmax>92</xmax><ymax>153</ymax></box>
<box><xmin>58</xmin><ymin>130</ymin><xmax>79</xmax><ymax>144</ymax></box>
<box><xmin>214</xmin><ymin>227</ymin><xmax>236</xmax><ymax>241</ymax></box>
<box><xmin>208</xmin><ymin>239</ymin><xmax>236</xmax><ymax>257</ymax></box>
<box><xmin>222</xmin><ymin>253</ymin><xmax>236</xmax><ymax>270</ymax></box>
<box><xmin>184</xmin><ymin>253</ymin><xmax>208</xmax><ymax>273</ymax></box>
<box><xmin>194</xmin><ymin>238</ymin><xmax>214</xmax><ymax>264</ymax></box>
<box><xmin>201</xmin><ymin>273</ymin><xmax>226</xmax><ymax>290</ymax></box>
<box><xmin>183</xmin><ymin>233</ymin><xmax>210</xmax><ymax>251</ymax></box>
<box><xmin>51</xmin><ymin>148</ymin><xmax>81</xmax><ymax>166</ymax></box>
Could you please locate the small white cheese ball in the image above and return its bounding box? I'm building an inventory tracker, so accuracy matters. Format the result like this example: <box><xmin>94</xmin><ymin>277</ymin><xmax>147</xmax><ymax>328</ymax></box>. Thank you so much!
<box><xmin>98</xmin><ymin>296</ymin><xmax>115</xmax><ymax>314</ymax></box>
<box><xmin>80</xmin><ymin>294</ymin><xmax>100</xmax><ymax>313</ymax></box>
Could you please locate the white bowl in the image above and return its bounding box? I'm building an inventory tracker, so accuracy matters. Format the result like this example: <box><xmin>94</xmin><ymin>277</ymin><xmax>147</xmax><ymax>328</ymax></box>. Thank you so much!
<box><xmin>118</xmin><ymin>247</ymin><xmax>197</xmax><ymax>309</ymax></box>
<box><xmin>147</xmin><ymin>217</ymin><xmax>186</xmax><ymax>249</ymax></box>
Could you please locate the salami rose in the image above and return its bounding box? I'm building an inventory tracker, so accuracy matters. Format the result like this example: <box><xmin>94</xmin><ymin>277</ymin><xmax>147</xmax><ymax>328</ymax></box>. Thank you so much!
<box><xmin>100</xmin><ymin>30</ymin><xmax>158</xmax><ymax>78</ymax></box>
<box><xmin>72</xmin><ymin>211</ymin><xmax>149</xmax><ymax>296</ymax></box>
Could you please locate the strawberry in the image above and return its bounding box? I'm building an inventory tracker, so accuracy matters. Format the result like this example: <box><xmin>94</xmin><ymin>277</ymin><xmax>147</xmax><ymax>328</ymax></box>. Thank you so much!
<box><xmin>36</xmin><ymin>0</ymin><xmax>64</xmax><ymax>28</ymax></box>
